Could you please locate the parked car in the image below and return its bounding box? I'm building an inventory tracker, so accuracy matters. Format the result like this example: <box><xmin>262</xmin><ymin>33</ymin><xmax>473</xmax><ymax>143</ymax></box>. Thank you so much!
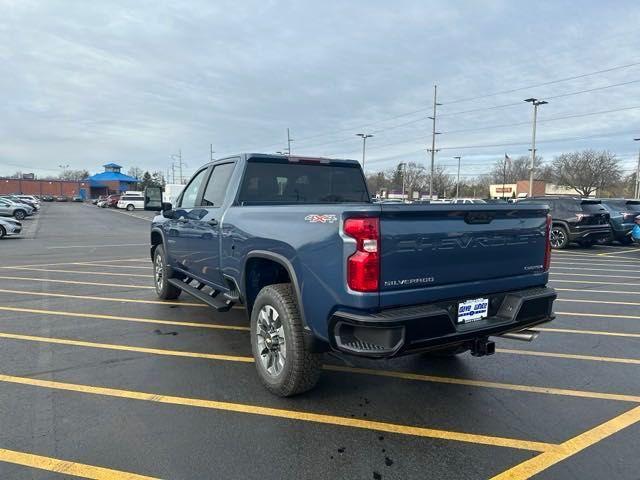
<box><xmin>55</xmin><ymin>195</ymin><xmax>69</xmax><ymax>202</ymax></box>
<box><xmin>41</xmin><ymin>195</ymin><xmax>55</xmax><ymax>202</ymax></box>
<box><xmin>1</xmin><ymin>195</ymin><xmax>39</xmax><ymax>212</ymax></box>
<box><xmin>450</xmin><ymin>198</ymin><xmax>487</xmax><ymax>204</ymax></box>
<box><xmin>144</xmin><ymin>153</ymin><xmax>556</xmax><ymax>396</ymax></box>
<box><xmin>102</xmin><ymin>194</ymin><xmax>121</xmax><ymax>208</ymax></box>
<box><xmin>0</xmin><ymin>198</ymin><xmax>33</xmax><ymax>220</ymax></box>
<box><xmin>92</xmin><ymin>196</ymin><xmax>105</xmax><ymax>205</ymax></box>
<box><xmin>519</xmin><ymin>196</ymin><xmax>611</xmax><ymax>249</ymax></box>
<box><xmin>0</xmin><ymin>217</ymin><xmax>22</xmax><ymax>239</ymax></box>
<box><xmin>117</xmin><ymin>193</ymin><xmax>145</xmax><ymax>211</ymax></box>
<box><xmin>72</xmin><ymin>195</ymin><xmax>84</xmax><ymax>202</ymax></box>
<box><xmin>597</xmin><ymin>199</ymin><xmax>638</xmax><ymax>245</ymax></box>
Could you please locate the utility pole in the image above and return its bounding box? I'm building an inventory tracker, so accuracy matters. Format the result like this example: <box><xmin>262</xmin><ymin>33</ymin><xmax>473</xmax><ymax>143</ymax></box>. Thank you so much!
<box><xmin>634</xmin><ymin>138</ymin><xmax>640</xmax><ymax>199</ymax></box>
<box><xmin>210</xmin><ymin>144</ymin><xmax>215</xmax><ymax>162</ymax></box>
<box><xmin>524</xmin><ymin>98</ymin><xmax>548</xmax><ymax>197</ymax></box>
<box><xmin>171</xmin><ymin>163</ymin><xmax>176</xmax><ymax>184</ymax></box>
<box><xmin>171</xmin><ymin>150</ymin><xmax>184</xmax><ymax>184</ymax></box>
<box><xmin>453</xmin><ymin>156</ymin><xmax>461</xmax><ymax>198</ymax></box>
<box><xmin>427</xmin><ymin>85</ymin><xmax>441</xmax><ymax>199</ymax></box>
<box><xmin>399</xmin><ymin>162</ymin><xmax>406</xmax><ymax>203</ymax></box>
<box><xmin>287</xmin><ymin>128</ymin><xmax>293</xmax><ymax>156</ymax></box>
<box><xmin>356</xmin><ymin>133</ymin><xmax>374</xmax><ymax>171</ymax></box>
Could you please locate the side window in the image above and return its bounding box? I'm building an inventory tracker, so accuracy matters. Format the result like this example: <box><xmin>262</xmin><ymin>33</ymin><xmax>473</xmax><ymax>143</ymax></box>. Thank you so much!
<box><xmin>178</xmin><ymin>169</ymin><xmax>208</xmax><ymax>208</ymax></box>
<box><xmin>202</xmin><ymin>163</ymin><xmax>235</xmax><ymax>207</ymax></box>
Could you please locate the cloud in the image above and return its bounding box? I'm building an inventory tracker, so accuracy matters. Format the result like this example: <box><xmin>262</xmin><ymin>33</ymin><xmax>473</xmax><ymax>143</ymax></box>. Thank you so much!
<box><xmin>0</xmin><ymin>0</ymin><xmax>639</xmax><ymax>179</ymax></box>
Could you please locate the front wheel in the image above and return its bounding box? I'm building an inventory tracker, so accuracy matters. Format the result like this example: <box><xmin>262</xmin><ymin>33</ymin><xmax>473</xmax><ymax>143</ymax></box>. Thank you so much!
<box><xmin>0</xmin><ymin>226</ymin><xmax>5</xmax><ymax>239</ymax></box>
<box><xmin>126</xmin><ymin>204</ymin><xmax>135</xmax><ymax>211</ymax></box>
<box><xmin>251</xmin><ymin>284</ymin><xmax>321</xmax><ymax>396</ymax></box>
<box><xmin>550</xmin><ymin>225</ymin><xmax>569</xmax><ymax>249</ymax></box>
<box><xmin>14</xmin><ymin>210</ymin><xmax>26</xmax><ymax>220</ymax></box>
<box><xmin>153</xmin><ymin>245</ymin><xmax>181</xmax><ymax>300</ymax></box>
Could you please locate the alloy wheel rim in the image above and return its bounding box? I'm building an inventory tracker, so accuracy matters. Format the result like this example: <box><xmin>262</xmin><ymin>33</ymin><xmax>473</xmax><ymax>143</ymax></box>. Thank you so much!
<box><xmin>155</xmin><ymin>254</ymin><xmax>164</xmax><ymax>290</ymax></box>
<box><xmin>256</xmin><ymin>305</ymin><xmax>287</xmax><ymax>377</ymax></box>
<box><xmin>550</xmin><ymin>228</ymin><xmax>565</xmax><ymax>248</ymax></box>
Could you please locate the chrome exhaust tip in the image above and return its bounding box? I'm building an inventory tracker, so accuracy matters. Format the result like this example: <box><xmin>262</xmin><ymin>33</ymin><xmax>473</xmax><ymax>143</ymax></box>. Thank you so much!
<box><xmin>495</xmin><ymin>329</ymin><xmax>539</xmax><ymax>342</ymax></box>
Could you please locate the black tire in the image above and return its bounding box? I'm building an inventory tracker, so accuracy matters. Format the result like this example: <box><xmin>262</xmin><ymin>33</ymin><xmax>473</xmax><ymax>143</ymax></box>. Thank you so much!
<box><xmin>14</xmin><ymin>210</ymin><xmax>26</xmax><ymax>220</ymax></box>
<box><xmin>578</xmin><ymin>240</ymin><xmax>593</xmax><ymax>248</ymax></box>
<box><xmin>251</xmin><ymin>284</ymin><xmax>322</xmax><ymax>397</ymax></box>
<box><xmin>550</xmin><ymin>225</ymin><xmax>569</xmax><ymax>249</ymax></box>
<box><xmin>153</xmin><ymin>244</ymin><xmax>181</xmax><ymax>300</ymax></box>
<box><xmin>424</xmin><ymin>344</ymin><xmax>469</xmax><ymax>357</ymax></box>
<box><xmin>126</xmin><ymin>204</ymin><xmax>135</xmax><ymax>211</ymax></box>
<box><xmin>0</xmin><ymin>226</ymin><xmax>5</xmax><ymax>239</ymax></box>
<box><xmin>619</xmin><ymin>236</ymin><xmax>633</xmax><ymax>246</ymax></box>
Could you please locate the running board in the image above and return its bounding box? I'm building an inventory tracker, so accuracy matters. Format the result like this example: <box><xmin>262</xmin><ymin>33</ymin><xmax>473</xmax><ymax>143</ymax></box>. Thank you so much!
<box><xmin>168</xmin><ymin>278</ymin><xmax>234</xmax><ymax>312</ymax></box>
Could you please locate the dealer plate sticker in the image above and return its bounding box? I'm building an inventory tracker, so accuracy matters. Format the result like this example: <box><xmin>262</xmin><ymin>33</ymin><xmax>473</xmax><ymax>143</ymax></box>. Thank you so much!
<box><xmin>457</xmin><ymin>298</ymin><xmax>489</xmax><ymax>323</ymax></box>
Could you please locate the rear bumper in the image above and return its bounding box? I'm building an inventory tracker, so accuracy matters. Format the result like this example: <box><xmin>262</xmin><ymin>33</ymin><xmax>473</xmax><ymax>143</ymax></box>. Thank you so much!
<box><xmin>568</xmin><ymin>226</ymin><xmax>611</xmax><ymax>242</ymax></box>
<box><xmin>330</xmin><ymin>286</ymin><xmax>556</xmax><ymax>358</ymax></box>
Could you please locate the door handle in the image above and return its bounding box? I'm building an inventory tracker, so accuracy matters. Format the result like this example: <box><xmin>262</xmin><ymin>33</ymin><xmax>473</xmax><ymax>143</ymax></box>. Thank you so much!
<box><xmin>207</xmin><ymin>219</ymin><xmax>219</xmax><ymax>227</ymax></box>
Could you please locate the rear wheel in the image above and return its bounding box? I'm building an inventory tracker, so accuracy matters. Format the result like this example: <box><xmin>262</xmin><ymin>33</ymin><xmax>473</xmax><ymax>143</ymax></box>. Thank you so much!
<box><xmin>126</xmin><ymin>204</ymin><xmax>135</xmax><ymax>211</ymax></box>
<box><xmin>14</xmin><ymin>210</ymin><xmax>25</xmax><ymax>220</ymax></box>
<box><xmin>550</xmin><ymin>225</ymin><xmax>569</xmax><ymax>249</ymax></box>
<box><xmin>153</xmin><ymin>245</ymin><xmax>181</xmax><ymax>300</ymax></box>
<box><xmin>0</xmin><ymin>226</ymin><xmax>5</xmax><ymax>239</ymax></box>
<box><xmin>251</xmin><ymin>284</ymin><xmax>322</xmax><ymax>396</ymax></box>
<box><xmin>619</xmin><ymin>236</ymin><xmax>633</xmax><ymax>245</ymax></box>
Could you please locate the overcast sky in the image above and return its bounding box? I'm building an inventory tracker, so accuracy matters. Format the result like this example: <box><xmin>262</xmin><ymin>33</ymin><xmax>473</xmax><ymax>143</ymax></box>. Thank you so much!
<box><xmin>1</xmin><ymin>0</ymin><xmax>640</xmax><ymax>180</ymax></box>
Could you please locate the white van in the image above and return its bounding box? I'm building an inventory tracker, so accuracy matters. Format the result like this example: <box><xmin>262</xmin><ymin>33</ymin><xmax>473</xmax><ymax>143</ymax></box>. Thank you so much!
<box><xmin>117</xmin><ymin>193</ymin><xmax>145</xmax><ymax>211</ymax></box>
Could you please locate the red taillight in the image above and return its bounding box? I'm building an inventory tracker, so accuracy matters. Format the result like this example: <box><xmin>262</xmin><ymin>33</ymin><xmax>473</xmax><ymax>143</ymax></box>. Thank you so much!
<box><xmin>544</xmin><ymin>214</ymin><xmax>552</xmax><ymax>271</ymax></box>
<box><xmin>344</xmin><ymin>217</ymin><xmax>380</xmax><ymax>292</ymax></box>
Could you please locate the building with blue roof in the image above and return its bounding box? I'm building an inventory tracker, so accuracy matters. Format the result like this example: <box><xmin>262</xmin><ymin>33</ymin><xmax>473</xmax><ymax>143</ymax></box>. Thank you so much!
<box><xmin>87</xmin><ymin>163</ymin><xmax>139</xmax><ymax>198</ymax></box>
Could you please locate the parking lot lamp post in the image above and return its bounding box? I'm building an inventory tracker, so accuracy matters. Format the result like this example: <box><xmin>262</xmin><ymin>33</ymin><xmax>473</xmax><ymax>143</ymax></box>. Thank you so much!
<box><xmin>453</xmin><ymin>156</ymin><xmax>461</xmax><ymax>198</ymax></box>
<box><xmin>634</xmin><ymin>138</ymin><xmax>640</xmax><ymax>199</ymax></box>
<box><xmin>399</xmin><ymin>162</ymin><xmax>406</xmax><ymax>202</ymax></box>
<box><xmin>524</xmin><ymin>98</ymin><xmax>548</xmax><ymax>197</ymax></box>
<box><xmin>356</xmin><ymin>133</ymin><xmax>373</xmax><ymax>172</ymax></box>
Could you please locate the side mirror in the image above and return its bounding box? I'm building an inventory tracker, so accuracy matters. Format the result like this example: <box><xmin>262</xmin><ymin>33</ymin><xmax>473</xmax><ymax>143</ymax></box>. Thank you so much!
<box><xmin>144</xmin><ymin>187</ymin><xmax>163</xmax><ymax>211</ymax></box>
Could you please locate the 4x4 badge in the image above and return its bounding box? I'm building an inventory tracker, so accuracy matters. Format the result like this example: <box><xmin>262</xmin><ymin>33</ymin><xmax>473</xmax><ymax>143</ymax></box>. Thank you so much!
<box><xmin>305</xmin><ymin>214</ymin><xmax>337</xmax><ymax>224</ymax></box>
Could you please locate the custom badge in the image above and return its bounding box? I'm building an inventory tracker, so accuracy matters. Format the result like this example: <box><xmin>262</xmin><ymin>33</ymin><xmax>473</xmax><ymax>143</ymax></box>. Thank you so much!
<box><xmin>304</xmin><ymin>214</ymin><xmax>338</xmax><ymax>224</ymax></box>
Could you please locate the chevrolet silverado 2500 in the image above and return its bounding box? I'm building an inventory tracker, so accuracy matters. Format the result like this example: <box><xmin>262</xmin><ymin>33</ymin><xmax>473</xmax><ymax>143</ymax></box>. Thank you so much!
<box><xmin>144</xmin><ymin>153</ymin><xmax>556</xmax><ymax>396</ymax></box>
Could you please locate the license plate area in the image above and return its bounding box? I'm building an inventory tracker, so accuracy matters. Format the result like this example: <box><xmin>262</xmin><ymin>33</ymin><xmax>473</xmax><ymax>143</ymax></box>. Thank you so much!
<box><xmin>457</xmin><ymin>297</ymin><xmax>489</xmax><ymax>324</ymax></box>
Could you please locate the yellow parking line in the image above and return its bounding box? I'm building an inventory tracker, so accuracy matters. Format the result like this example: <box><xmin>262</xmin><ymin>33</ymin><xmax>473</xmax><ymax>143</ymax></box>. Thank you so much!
<box><xmin>498</xmin><ymin>348</ymin><xmax>640</xmax><ymax>365</ymax></box>
<box><xmin>0</xmin><ymin>306</ymin><xmax>249</xmax><ymax>331</ymax></box>
<box><xmin>556</xmin><ymin>298</ymin><xmax>640</xmax><ymax>307</ymax></box>
<box><xmin>72</xmin><ymin>262</ymin><xmax>151</xmax><ymax>270</ymax></box>
<box><xmin>556</xmin><ymin>287</ymin><xmax>640</xmax><ymax>296</ymax></box>
<box><xmin>0</xmin><ymin>288</ymin><xmax>207</xmax><ymax>307</ymax></box>
<box><xmin>538</xmin><ymin>327</ymin><xmax>640</xmax><ymax>339</ymax></box>
<box><xmin>598</xmin><ymin>249</ymin><xmax>640</xmax><ymax>257</ymax></box>
<box><xmin>551</xmin><ymin>272</ymin><xmax>640</xmax><ymax>280</ymax></box>
<box><xmin>0</xmin><ymin>373</ymin><xmax>554</xmax><ymax>452</ymax></box>
<box><xmin>0</xmin><ymin>275</ymin><xmax>154</xmax><ymax>289</ymax></box>
<box><xmin>0</xmin><ymin>332</ymin><xmax>253</xmax><ymax>363</ymax></box>
<box><xmin>8</xmin><ymin>267</ymin><xmax>149</xmax><ymax>278</ymax></box>
<box><xmin>4</xmin><ymin>331</ymin><xmax>640</xmax><ymax>404</ymax></box>
<box><xmin>491</xmin><ymin>405</ymin><xmax>640</xmax><ymax>479</ymax></box>
<box><xmin>557</xmin><ymin>311</ymin><xmax>640</xmax><ymax>321</ymax></box>
<box><xmin>0</xmin><ymin>447</ymin><xmax>159</xmax><ymax>480</ymax></box>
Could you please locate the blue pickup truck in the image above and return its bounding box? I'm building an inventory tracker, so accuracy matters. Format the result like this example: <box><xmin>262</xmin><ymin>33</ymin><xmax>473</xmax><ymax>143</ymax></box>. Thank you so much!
<box><xmin>144</xmin><ymin>154</ymin><xmax>556</xmax><ymax>396</ymax></box>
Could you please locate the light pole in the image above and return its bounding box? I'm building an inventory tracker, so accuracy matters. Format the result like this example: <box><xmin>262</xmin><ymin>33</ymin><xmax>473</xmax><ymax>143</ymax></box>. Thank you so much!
<box><xmin>427</xmin><ymin>85</ymin><xmax>442</xmax><ymax>199</ymax></box>
<box><xmin>356</xmin><ymin>133</ymin><xmax>373</xmax><ymax>171</ymax></box>
<box><xmin>524</xmin><ymin>98</ymin><xmax>548</xmax><ymax>197</ymax></box>
<box><xmin>453</xmin><ymin>156</ymin><xmax>461</xmax><ymax>198</ymax></box>
<box><xmin>399</xmin><ymin>162</ymin><xmax>406</xmax><ymax>202</ymax></box>
<box><xmin>634</xmin><ymin>138</ymin><xmax>640</xmax><ymax>199</ymax></box>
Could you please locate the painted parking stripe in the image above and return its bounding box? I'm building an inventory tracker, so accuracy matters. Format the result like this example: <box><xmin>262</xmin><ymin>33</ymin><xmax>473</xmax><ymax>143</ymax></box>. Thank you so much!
<box><xmin>552</xmin><ymin>261</ymin><xmax>640</xmax><ymax>269</ymax></box>
<box><xmin>0</xmin><ymin>276</ymin><xmax>154</xmax><ymax>290</ymax></box>
<box><xmin>556</xmin><ymin>298</ymin><xmax>640</xmax><ymax>307</ymax></box>
<box><xmin>0</xmin><ymin>373</ymin><xmax>555</xmax><ymax>452</ymax></box>
<box><xmin>497</xmin><ymin>348</ymin><xmax>640</xmax><ymax>365</ymax></box>
<box><xmin>491</xmin><ymin>404</ymin><xmax>640</xmax><ymax>479</ymax></box>
<box><xmin>556</xmin><ymin>311</ymin><xmax>640</xmax><ymax>321</ymax></box>
<box><xmin>7</xmin><ymin>267</ymin><xmax>149</xmax><ymax>278</ymax></box>
<box><xmin>537</xmin><ymin>327</ymin><xmax>640</xmax><ymax>339</ymax></box>
<box><xmin>598</xmin><ymin>249</ymin><xmax>640</xmax><ymax>257</ymax></box>
<box><xmin>553</xmin><ymin>266</ymin><xmax>640</xmax><ymax>273</ymax></box>
<box><xmin>0</xmin><ymin>306</ymin><xmax>249</xmax><ymax>331</ymax></box>
<box><xmin>46</xmin><ymin>243</ymin><xmax>149</xmax><ymax>249</ymax></box>
<box><xmin>0</xmin><ymin>288</ymin><xmax>207</xmax><ymax>308</ymax></box>
<box><xmin>0</xmin><ymin>447</ymin><xmax>159</xmax><ymax>480</ymax></box>
<box><xmin>2</xmin><ymin>331</ymin><xmax>640</xmax><ymax>404</ymax></box>
<box><xmin>0</xmin><ymin>258</ymin><xmax>150</xmax><ymax>269</ymax></box>
<box><xmin>72</xmin><ymin>262</ymin><xmax>151</xmax><ymax>270</ymax></box>
<box><xmin>551</xmin><ymin>272</ymin><xmax>640</xmax><ymax>280</ymax></box>
<box><xmin>555</xmin><ymin>288</ymin><xmax>640</xmax><ymax>296</ymax></box>
<box><xmin>551</xmin><ymin>279</ymin><xmax>640</xmax><ymax>287</ymax></box>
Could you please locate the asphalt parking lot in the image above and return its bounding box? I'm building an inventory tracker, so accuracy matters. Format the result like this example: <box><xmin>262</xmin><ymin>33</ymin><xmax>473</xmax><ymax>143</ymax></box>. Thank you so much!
<box><xmin>1</xmin><ymin>203</ymin><xmax>640</xmax><ymax>479</ymax></box>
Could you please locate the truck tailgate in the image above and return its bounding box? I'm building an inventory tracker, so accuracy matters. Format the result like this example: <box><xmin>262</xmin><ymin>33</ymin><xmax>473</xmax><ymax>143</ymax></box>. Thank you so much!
<box><xmin>379</xmin><ymin>204</ymin><xmax>549</xmax><ymax>308</ymax></box>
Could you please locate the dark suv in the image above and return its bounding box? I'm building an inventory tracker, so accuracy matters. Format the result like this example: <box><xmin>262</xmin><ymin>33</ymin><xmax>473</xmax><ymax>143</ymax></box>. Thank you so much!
<box><xmin>519</xmin><ymin>196</ymin><xmax>611</xmax><ymax>249</ymax></box>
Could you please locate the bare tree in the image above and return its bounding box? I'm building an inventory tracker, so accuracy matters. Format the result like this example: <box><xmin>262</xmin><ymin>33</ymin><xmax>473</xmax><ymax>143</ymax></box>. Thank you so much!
<box><xmin>551</xmin><ymin>150</ymin><xmax>622</xmax><ymax>197</ymax></box>
<box><xmin>489</xmin><ymin>155</ymin><xmax>548</xmax><ymax>184</ymax></box>
<box><xmin>400</xmin><ymin>162</ymin><xmax>428</xmax><ymax>195</ymax></box>
<box><xmin>59</xmin><ymin>169</ymin><xmax>90</xmax><ymax>181</ymax></box>
<box><xmin>428</xmin><ymin>165</ymin><xmax>455</xmax><ymax>198</ymax></box>
<box><xmin>127</xmin><ymin>166</ymin><xmax>144</xmax><ymax>179</ymax></box>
